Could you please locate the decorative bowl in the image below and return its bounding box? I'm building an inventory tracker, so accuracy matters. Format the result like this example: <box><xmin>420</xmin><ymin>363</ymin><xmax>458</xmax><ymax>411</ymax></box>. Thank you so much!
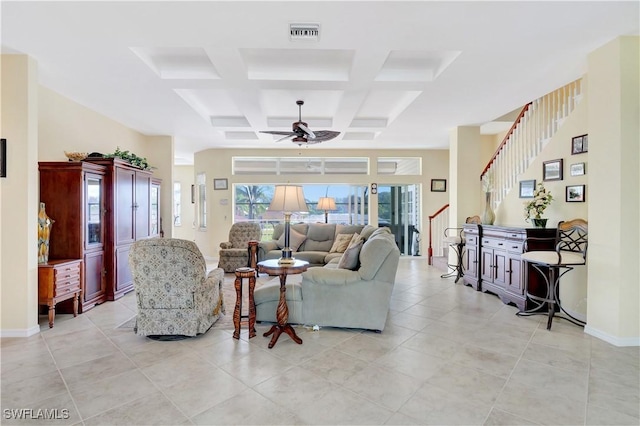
<box><xmin>64</xmin><ymin>151</ymin><xmax>88</xmax><ymax>161</ymax></box>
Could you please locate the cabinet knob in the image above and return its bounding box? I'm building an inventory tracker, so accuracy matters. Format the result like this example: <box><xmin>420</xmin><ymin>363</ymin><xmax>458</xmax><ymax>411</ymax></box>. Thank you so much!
<box><xmin>498</xmin><ymin>243</ymin><xmax>503</xmax><ymax>246</ymax></box>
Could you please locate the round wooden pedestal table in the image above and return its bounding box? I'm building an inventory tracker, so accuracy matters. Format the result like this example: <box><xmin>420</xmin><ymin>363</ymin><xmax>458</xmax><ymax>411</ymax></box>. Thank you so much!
<box><xmin>256</xmin><ymin>259</ymin><xmax>309</xmax><ymax>348</ymax></box>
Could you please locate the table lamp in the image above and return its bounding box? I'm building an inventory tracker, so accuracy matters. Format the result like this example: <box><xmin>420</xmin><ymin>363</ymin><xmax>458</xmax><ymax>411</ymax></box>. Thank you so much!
<box><xmin>316</xmin><ymin>197</ymin><xmax>336</xmax><ymax>223</ymax></box>
<box><xmin>268</xmin><ymin>185</ymin><xmax>308</xmax><ymax>264</ymax></box>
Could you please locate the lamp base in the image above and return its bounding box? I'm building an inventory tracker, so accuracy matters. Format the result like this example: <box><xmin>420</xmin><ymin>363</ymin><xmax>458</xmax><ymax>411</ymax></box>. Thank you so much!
<box><xmin>278</xmin><ymin>248</ymin><xmax>295</xmax><ymax>265</ymax></box>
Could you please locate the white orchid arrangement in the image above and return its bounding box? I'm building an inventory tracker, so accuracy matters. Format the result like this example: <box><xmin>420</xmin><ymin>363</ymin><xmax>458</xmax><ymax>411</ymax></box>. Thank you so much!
<box><xmin>524</xmin><ymin>183</ymin><xmax>553</xmax><ymax>221</ymax></box>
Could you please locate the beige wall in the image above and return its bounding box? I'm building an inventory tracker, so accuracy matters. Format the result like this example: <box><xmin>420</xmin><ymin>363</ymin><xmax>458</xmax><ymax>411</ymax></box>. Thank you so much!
<box><xmin>172</xmin><ymin>165</ymin><xmax>196</xmax><ymax>241</ymax></box>
<box><xmin>38</xmin><ymin>87</ymin><xmax>149</xmax><ymax>161</ymax></box>
<box><xmin>1</xmin><ymin>55</ymin><xmax>40</xmax><ymax>336</ymax></box>
<box><xmin>586</xmin><ymin>36</ymin><xmax>639</xmax><ymax>344</ymax></box>
<box><xmin>194</xmin><ymin>148</ymin><xmax>449</xmax><ymax>258</ymax></box>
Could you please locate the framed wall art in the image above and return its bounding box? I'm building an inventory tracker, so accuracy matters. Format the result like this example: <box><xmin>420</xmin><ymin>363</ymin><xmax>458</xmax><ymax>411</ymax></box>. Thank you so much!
<box><xmin>431</xmin><ymin>179</ymin><xmax>446</xmax><ymax>192</ymax></box>
<box><xmin>213</xmin><ymin>178</ymin><xmax>228</xmax><ymax>190</ymax></box>
<box><xmin>570</xmin><ymin>162</ymin><xmax>586</xmax><ymax>176</ymax></box>
<box><xmin>0</xmin><ymin>138</ymin><xmax>6</xmax><ymax>178</ymax></box>
<box><xmin>571</xmin><ymin>134</ymin><xmax>588</xmax><ymax>154</ymax></box>
<box><xmin>566</xmin><ymin>185</ymin><xmax>585</xmax><ymax>202</ymax></box>
<box><xmin>519</xmin><ymin>179</ymin><xmax>536</xmax><ymax>198</ymax></box>
<box><xmin>543</xmin><ymin>159</ymin><xmax>563</xmax><ymax>181</ymax></box>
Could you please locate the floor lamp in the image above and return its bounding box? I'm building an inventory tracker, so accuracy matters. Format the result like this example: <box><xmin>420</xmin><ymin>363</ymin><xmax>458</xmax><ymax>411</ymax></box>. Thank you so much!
<box><xmin>316</xmin><ymin>197</ymin><xmax>336</xmax><ymax>224</ymax></box>
<box><xmin>268</xmin><ymin>185</ymin><xmax>308</xmax><ymax>264</ymax></box>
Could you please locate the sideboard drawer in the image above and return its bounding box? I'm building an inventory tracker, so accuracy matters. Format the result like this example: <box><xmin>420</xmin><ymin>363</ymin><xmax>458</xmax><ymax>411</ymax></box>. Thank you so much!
<box><xmin>482</xmin><ymin>238</ymin><xmax>506</xmax><ymax>250</ymax></box>
<box><xmin>465</xmin><ymin>236</ymin><xmax>478</xmax><ymax>245</ymax></box>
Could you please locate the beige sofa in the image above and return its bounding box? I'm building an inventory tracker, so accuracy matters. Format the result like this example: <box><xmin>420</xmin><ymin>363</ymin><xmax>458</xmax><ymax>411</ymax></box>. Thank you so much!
<box><xmin>258</xmin><ymin>223</ymin><xmax>366</xmax><ymax>266</ymax></box>
<box><xmin>254</xmin><ymin>227</ymin><xmax>400</xmax><ymax>332</ymax></box>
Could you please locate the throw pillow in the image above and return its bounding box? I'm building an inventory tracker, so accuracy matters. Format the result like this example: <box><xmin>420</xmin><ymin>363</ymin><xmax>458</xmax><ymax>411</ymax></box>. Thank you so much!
<box><xmin>338</xmin><ymin>237</ymin><xmax>364</xmax><ymax>270</ymax></box>
<box><xmin>329</xmin><ymin>233</ymin><xmax>353</xmax><ymax>253</ymax></box>
<box><xmin>276</xmin><ymin>228</ymin><xmax>307</xmax><ymax>251</ymax></box>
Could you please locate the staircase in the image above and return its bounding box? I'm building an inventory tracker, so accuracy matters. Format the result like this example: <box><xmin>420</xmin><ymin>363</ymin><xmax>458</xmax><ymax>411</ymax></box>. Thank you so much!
<box><xmin>428</xmin><ymin>79</ymin><xmax>583</xmax><ymax>268</ymax></box>
<box><xmin>481</xmin><ymin>79</ymin><xmax>583</xmax><ymax>210</ymax></box>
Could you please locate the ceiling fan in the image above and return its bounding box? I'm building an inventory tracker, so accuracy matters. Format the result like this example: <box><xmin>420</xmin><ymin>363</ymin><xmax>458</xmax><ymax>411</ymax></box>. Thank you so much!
<box><xmin>260</xmin><ymin>100</ymin><xmax>340</xmax><ymax>145</ymax></box>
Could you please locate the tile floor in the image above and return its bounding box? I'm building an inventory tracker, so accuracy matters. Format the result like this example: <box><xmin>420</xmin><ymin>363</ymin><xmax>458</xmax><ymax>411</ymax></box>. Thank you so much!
<box><xmin>2</xmin><ymin>258</ymin><xmax>639</xmax><ymax>425</ymax></box>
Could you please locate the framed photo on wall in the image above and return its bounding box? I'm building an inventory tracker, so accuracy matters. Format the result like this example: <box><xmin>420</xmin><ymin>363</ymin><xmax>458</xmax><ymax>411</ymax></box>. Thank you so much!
<box><xmin>0</xmin><ymin>139</ymin><xmax>6</xmax><ymax>178</ymax></box>
<box><xmin>213</xmin><ymin>178</ymin><xmax>228</xmax><ymax>190</ymax></box>
<box><xmin>430</xmin><ymin>179</ymin><xmax>446</xmax><ymax>192</ymax></box>
<box><xmin>571</xmin><ymin>134</ymin><xmax>588</xmax><ymax>154</ymax></box>
<box><xmin>566</xmin><ymin>185</ymin><xmax>585</xmax><ymax>202</ymax></box>
<box><xmin>570</xmin><ymin>162</ymin><xmax>586</xmax><ymax>176</ymax></box>
<box><xmin>519</xmin><ymin>179</ymin><xmax>536</xmax><ymax>198</ymax></box>
<box><xmin>543</xmin><ymin>159</ymin><xmax>563</xmax><ymax>181</ymax></box>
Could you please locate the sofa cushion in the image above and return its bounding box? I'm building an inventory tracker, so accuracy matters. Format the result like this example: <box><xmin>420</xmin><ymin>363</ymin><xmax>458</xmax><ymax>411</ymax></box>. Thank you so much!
<box><xmin>303</xmin><ymin>223</ymin><xmax>336</xmax><ymax>252</ymax></box>
<box><xmin>277</xmin><ymin>227</ymin><xmax>307</xmax><ymax>251</ymax></box>
<box><xmin>330</xmin><ymin>233</ymin><xmax>353</xmax><ymax>253</ymax></box>
<box><xmin>338</xmin><ymin>237</ymin><xmax>364</xmax><ymax>270</ymax></box>
<box><xmin>293</xmin><ymin>251</ymin><xmax>327</xmax><ymax>266</ymax></box>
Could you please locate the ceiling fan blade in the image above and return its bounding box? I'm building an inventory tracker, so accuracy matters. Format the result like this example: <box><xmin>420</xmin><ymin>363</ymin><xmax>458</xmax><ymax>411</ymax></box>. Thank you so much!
<box><xmin>260</xmin><ymin>131</ymin><xmax>296</xmax><ymax>136</ymax></box>
<box><xmin>275</xmin><ymin>134</ymin><xmax>295</xmax><ymax>143</ymax></box>
<box><xmin>313</xmin><ymin>130</ymin><xmax>341</xmax><ymax>142</ymax></box>
<box><xmin>296</xmin><ymin>123</ymin><xmax>316</xmax><ymax>139</ymax></box>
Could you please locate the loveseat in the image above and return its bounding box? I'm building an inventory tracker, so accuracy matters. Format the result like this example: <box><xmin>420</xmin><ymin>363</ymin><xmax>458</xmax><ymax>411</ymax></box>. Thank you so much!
<box><xmin>258</xmin><ymin>223</ymin><xmax>366</xmax><ymax>266</ymax></box>
<box><xmin>254</xmin><ymin>227</ymin><xmax>400</xmax><ymax>332</ymax></box>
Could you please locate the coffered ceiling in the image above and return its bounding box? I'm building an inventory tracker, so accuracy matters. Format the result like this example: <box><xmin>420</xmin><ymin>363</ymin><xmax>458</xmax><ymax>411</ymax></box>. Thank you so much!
<box><xmin>2</xmin><ymin>1</ymin><xmax>638</xmax><ymax>164</ymax></box>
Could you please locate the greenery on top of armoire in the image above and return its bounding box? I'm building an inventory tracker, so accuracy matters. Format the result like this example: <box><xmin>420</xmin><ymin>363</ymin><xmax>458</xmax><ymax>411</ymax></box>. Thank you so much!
<box><xmin>103</xmin><ymin>147</ymin><xmax>152</xmax><ymax>170</ymax></box>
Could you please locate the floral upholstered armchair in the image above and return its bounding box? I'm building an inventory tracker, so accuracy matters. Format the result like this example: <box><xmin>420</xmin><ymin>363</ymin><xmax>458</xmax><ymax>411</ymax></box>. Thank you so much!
<box><xmin>129</xmin><ymin>238</ymin><xmax>225</xmax><ymax>337</ymax></box>
<box><xmin>218</xmin><ymin>222</ymin><xmax>262</xmax><ymax>272</ymax></box>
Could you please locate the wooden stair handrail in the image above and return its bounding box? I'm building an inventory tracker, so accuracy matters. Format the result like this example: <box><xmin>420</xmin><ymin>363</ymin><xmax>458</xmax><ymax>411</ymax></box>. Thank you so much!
<box><xmin>428</xmin><ymin>204</ymin><xmax>449</xmax><ymax>265</ymax></box>
<box><xmin>480</xmin><ymin>102</ymin><xmax>532</xmax><ymax>181</ymax></box>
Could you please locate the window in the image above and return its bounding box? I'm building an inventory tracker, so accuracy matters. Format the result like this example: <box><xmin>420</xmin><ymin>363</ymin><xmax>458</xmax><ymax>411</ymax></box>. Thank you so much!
<box><xmin>377</xmin><ymin>157</ymin><xmax>421</xmax><ymax>175</ymax></box>
<box><xmin>197</xmin><ymin>173</ymin><xmax>206</xmax><ymax>229</ymax></box>
<box><xmin>173</xmin><ymin>182</ymin><xmax>181</xmax><ymax>226</ymax></box>
<box><xmin>234</xmin><ymin>184</ymin><xmax>369</xmax><ymax>241</ymax></box>
<box><xmin>233</xmin><ymin>157</ymin><xmax>369</xmax><ymax>175</ymax></box>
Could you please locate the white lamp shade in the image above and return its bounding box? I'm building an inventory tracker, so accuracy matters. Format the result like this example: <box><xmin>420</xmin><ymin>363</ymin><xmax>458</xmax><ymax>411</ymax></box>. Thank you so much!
<box><xmin>317</xmin><ymin>197</ymin><xmax>336</xmax><ymax>211</ymax></box>
<box><xmin>268</xmin><ymin>185</ymin><xmax>309</xmax><ymax>213</ymax></box>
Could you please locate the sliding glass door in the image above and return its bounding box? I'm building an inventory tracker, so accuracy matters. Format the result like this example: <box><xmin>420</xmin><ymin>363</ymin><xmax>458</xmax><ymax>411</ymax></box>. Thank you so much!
<box><xmin>377</xmin><ymin>184</ymin><xmax>421</xmax><ymax>255</ymax></box>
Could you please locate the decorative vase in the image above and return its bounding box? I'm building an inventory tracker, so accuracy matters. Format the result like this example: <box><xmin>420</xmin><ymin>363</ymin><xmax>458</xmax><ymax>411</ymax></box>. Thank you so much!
<box><xmin>532</xmin><ymin>218</ymin><xmax>548</xmax><ymax>228</ymax></box>
<box><xmin>38</xmin><ymin>202</ymin><xmax>54</xmax><ymax>264</ymax></box>
<box><xmin>481</xmin><ymin>192</ymin><xmax>496</xmax><ymax>225</ymax></box>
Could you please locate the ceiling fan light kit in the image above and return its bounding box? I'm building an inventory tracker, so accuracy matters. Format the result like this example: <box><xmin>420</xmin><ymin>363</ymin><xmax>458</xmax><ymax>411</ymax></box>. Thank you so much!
<box><xmin>261</xmin><ymin>100</ymin><xmax>340</xmax><ymax>146</ymax></box>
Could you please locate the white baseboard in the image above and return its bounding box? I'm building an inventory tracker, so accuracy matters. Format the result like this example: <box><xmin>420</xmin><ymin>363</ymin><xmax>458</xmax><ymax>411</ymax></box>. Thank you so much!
<box><xmin>562</xmin><ymin>307</ymin><xmax>587</xmax><ymax>324</ymax></box>
<box><xmin>585</xmin><ymin>325</ymin><xmax>640</xmax><ymax>347</ymax></box>
<box><xmin>0</xmin><ymin>325</ymin><xmax>40</xmax><ymax>338</ymax></box>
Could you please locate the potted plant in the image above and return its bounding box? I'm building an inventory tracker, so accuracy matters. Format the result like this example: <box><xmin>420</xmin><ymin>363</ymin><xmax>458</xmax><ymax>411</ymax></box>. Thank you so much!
<box><xmin>524</xmin><ymin>183</ymin><xmax>553</xmax><ymax>227</ymax></box>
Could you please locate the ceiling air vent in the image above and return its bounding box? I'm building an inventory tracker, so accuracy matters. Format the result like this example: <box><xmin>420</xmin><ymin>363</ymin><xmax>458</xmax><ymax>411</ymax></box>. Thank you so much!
<box><xmin>289</xmin><ymin>23</ymin><xmax>320</xmax><ymax>41</ymax></box>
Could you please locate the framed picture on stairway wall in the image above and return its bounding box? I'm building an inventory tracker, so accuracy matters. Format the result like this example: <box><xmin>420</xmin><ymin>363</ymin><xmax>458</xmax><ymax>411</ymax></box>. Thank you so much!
<box><xmin>571</xmin><ymin>134</ymin><xmax>588</xmax><ymax>154</ymax></box>
<box><xmin>543</xmin><ymin>159</ymin><xmax>563</xmax><ymax>181</ymax></box>
<box><xmin>519</xmin><ymin>179</ymin><xmax>536</xmax><ymax>198</ymax></box>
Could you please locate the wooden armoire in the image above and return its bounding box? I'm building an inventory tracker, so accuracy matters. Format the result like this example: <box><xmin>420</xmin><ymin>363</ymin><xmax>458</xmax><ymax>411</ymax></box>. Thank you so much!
<box><xmin>39</xmin><ymin>158</ymin><xmax>161</xmax><ymax>312</ymax></box>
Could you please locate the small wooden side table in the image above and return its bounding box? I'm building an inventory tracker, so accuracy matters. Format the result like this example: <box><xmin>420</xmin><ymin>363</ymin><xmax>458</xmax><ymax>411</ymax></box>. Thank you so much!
<box><xmin>257</xmin><ymin>259</ymin><xmax>309</xmax><ymax>348</ymax></box>
<box><xmin>38</xmin><ymin>259</ymin><xmax>82</xmax><ymax>328</ymax></box>
<box><xmin>233</xmin><ymin>267</ymin><xmax>257</xmax><ymax>339</ymax></box>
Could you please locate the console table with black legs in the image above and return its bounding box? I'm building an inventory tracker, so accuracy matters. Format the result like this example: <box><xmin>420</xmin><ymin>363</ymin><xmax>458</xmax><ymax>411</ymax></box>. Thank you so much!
<box><xmin>256</xmin><ymin>259</ymin><xmax>309</xmax><ymax>348</ymax></box>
